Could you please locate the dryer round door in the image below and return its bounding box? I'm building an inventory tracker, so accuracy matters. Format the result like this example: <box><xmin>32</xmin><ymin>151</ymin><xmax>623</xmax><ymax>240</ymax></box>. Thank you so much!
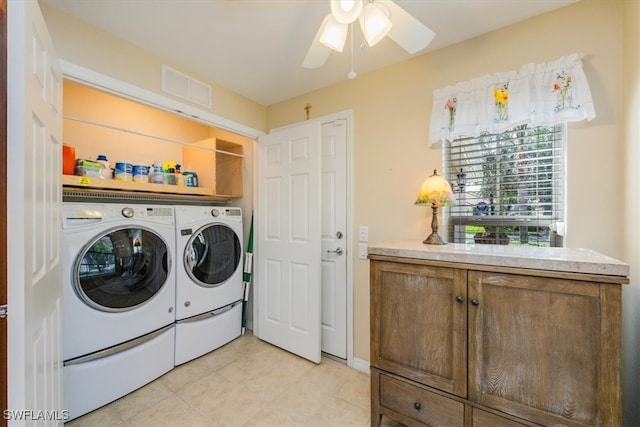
<box><xmin>73</xmin><ymin>226</ymin><xmax>171</xmax><ymax>312</ymax></box>
<box><xmin>185</xmin><ymin>223</ymin><xmax>241</xmax><ymax>287</ymax></box>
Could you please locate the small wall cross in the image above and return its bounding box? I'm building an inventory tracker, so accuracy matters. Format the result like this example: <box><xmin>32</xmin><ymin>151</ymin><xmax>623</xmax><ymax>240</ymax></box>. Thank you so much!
<box><xmin>304</xmin><ymin>103</ymin><xmax>312</xmax><ymax>120</ymax></box>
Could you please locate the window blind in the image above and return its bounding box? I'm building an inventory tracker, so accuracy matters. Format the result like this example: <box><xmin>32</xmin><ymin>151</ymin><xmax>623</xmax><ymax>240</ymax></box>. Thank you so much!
<box><xmin>444</xmin><ymin>124</ymin><xmax>565</xmax><ymax>247</ymax></box>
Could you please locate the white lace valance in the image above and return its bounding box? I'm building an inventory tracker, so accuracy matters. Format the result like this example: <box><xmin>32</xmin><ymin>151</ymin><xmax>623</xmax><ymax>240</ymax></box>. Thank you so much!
<box><xmin>428</xmin><ymin>53</ymin><xmax>595</xmax><ymax>146</ymax></box>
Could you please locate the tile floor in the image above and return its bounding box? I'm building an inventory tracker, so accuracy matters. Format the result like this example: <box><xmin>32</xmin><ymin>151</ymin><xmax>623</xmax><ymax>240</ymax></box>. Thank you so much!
<box><xmin>64</xmin><ymin>332</ymin><xmax>402</xmax><ymax>427</ymax></box>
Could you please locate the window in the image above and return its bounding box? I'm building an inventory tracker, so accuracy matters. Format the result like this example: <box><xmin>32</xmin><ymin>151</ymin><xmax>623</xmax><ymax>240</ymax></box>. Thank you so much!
<box><xmin>444</xmin><ymin>124</ymin><xmax>565</xmax><ymax>247</ymax></box>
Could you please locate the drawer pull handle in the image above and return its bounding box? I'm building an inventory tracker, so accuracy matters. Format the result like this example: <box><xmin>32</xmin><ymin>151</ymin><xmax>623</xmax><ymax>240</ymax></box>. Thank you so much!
<box><xmin>414</xmin><ymin>402</ymin><xmax>422</xmax><ymax>410</ymax></box>
<box><xmin>456</xmin><ymin>295</ymin><xmax>464</xmax><ymax>303</ymax></box>
<box><xmin>471</xmin><ymin>299</ymin><xmax>480</xmax><ymax>306</ymax></box>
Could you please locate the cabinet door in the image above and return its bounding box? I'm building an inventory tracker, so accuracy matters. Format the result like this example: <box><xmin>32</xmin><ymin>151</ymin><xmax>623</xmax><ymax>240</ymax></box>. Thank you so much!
<box><xmin>370</xmin><ymin>260</ymin><xmax>467</xmax><ymax>397</ymax></box>
<box><xmin>468</xmin><ymin>271</ymin><xmax>622</xmax><ymax>426</ymax></box>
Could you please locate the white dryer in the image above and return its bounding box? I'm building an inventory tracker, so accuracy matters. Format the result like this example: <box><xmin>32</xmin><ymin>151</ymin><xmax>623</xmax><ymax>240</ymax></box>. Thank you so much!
<box><xmin>174</xmin><ymin>205</ymin><xmax>243</xmax><ymax>365</ymax></box>
<box><xmin>62</xmin><ymin>202</ymin><xmax>176</xmax><ymax>420</ymax></box>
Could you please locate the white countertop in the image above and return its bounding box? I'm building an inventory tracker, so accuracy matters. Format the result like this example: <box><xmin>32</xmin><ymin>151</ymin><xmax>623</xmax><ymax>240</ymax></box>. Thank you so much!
<box><xmin>368</xmin><ymin>240</ymin><xmax>629</xmax><ymax>277</ymax></box>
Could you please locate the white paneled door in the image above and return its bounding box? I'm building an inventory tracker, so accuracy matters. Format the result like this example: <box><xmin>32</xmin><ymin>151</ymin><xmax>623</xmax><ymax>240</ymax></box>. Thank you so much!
<box><xmin>320</xmin><ymin>119</ymin><xmax>347</xmax><ymax>359</ymax></box>
<box><xmin>7</xmin><ymin>0</ymin><xmax>64</xmax><ymax>422</ymax></box>
<box><xmin>256</xmin><ymin>121</ymin><xmax>322</xmax><ymax>363</ymax></box>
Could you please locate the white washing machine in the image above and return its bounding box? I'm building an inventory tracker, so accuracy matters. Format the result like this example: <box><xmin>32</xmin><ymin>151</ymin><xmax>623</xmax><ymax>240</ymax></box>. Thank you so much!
<box><xmin>62</xmin><ymin>202</ymin><xmax>176</xmax><ymax>420</ymax></box>
<box><xmin>174</xmin><ymin>205</ymin><xmax>243</xmax><ymax>365</ymax></box>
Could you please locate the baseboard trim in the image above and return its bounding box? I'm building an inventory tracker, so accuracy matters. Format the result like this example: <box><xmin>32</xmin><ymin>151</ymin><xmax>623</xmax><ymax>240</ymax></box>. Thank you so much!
<box><xmin>352</xmin><ymin>357</ymin><xmax>370</xmax><ymax>374</ymax></box>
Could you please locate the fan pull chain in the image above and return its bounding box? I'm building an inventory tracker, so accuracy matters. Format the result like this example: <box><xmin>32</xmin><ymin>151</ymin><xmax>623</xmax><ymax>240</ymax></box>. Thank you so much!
<box><xmin>348</xmin><ymin>23</ymin><xmax>357</xmax><ymax>79</ymax></box>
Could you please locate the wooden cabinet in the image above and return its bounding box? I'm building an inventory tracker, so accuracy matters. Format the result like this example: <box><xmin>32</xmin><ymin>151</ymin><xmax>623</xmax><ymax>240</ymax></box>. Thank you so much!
<box><xmin>370</xmin><ymin>256</ymin><xmax>626</xmax><ymax>427</ymax></box>
<box><xmin>182</xmin><ymin>137</ymin><xmax>243</xmax><ymax>198</ymax></box>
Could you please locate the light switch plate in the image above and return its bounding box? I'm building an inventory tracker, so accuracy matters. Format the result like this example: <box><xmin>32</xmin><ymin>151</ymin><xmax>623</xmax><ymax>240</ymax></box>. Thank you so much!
<box><xmin>359</xmin><ymin>225</ymin><xmax>369</xmax><ymax>242</ymax></box>
<box><xmin>359</xmin><ymin>243</ymin><xmax>368</xmax><ymax>260</ymax></box>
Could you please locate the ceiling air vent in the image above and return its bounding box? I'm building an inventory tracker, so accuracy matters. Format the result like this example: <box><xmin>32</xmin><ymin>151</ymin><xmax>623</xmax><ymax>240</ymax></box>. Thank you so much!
<box><xmin>161</xmin><ymin>65</ymin><xmax>212</xmax><ymax>108</ymax></box>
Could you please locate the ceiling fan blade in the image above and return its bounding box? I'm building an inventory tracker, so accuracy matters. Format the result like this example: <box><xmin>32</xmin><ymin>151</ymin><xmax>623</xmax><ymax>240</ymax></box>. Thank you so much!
<box><xmin>302</xmin><ymin>42</ymin><xmax>332</xmax><ymax>69</ymax></box>
<box><xmin>378</xmin><ymin>0</ymin><xmax>435</xmax><ymax>54</ymax></box>
<box><xmin>302</xmin><ymin>14</ymin><xmax>333</xmax><ymax>68</ymax></box>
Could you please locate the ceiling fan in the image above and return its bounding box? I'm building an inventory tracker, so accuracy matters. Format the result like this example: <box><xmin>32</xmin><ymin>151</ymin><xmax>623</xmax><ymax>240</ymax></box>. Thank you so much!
<box><xmin>302</xmin><ymin>0</ymin><xmax>436</xmax><ymax>70</ymax></box>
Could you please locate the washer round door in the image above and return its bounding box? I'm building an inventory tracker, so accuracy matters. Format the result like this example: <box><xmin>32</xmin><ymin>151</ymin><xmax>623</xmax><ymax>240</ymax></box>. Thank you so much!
<box><xmin>74</xmin><ymin>226</ymin><xmax>170</xmax><ymax>312</ymax></box>
<box><xmin>185</xmin><ymin>223</ymin><xmax>241</xmax><ymax>287</ymax></box>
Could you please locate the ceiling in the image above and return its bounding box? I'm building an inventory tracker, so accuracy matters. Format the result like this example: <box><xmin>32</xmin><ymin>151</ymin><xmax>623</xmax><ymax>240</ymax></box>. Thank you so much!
<box><xmin>41</xmin><ymin>0</ymin><xmax>576</xmax><ymax>106</ymax></box>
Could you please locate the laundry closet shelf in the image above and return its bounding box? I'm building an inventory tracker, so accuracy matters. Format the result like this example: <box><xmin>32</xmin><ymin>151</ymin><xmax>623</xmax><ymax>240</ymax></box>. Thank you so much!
<box><xmin>62</xmin><ymin>174</ymin><xmax>226</xmax><ymax>198</ymax></box>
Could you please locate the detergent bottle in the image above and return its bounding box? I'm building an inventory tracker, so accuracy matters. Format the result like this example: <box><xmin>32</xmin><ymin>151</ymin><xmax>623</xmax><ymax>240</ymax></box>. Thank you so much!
<box><xmin>62</xmin><ymin>144</ymin><xmax>76</xmax><ymax>175</ymax></box>
<box><xmin>162</xmin><ymin>161</ymin><xmax>177</xmax><ymax>185</ymax></box>
<box><xmin>175</xmin><ymin>164</ymin><xmax>184</xmax><ymax>186</ymax></box>
<box><xmin>96</xmin><ymin>154</ymin><xmax>112</xmax><ymax>179</ymax></box>
<box><xmin>182</xmin><ymin>167</ymin><xmax>199</xmax><ymax>187</ymax></box>
<box><xmin>150</xmin><ymin>160</ymin><xmax>164</xmax><ymax>184</ymax></box>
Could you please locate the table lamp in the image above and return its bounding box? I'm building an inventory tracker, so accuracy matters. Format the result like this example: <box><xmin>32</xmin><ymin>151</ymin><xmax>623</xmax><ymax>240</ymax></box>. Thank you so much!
<box><xmin>415</xmin><ymin>169</ymin><xmax>455</xmax><ymax>245</ymax></box>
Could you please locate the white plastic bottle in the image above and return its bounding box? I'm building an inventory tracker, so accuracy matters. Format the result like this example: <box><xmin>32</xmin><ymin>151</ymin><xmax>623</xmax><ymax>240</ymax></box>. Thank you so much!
<box><xmin>150</xmin><ymin>160</ymin><xmax>164</xmax><ymax>184</ymax></box>
<box><xmin>96</xmin><ymin>154</ymin><xmax>111</xmax><ymax>179</ymax></box>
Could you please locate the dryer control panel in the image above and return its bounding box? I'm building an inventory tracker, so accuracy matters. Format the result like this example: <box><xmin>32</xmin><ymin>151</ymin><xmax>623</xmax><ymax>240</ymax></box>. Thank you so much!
<box><xmin>211</xmin><ymin>207</ymin><xmax>242</xmax><ymax>219</ymax></box>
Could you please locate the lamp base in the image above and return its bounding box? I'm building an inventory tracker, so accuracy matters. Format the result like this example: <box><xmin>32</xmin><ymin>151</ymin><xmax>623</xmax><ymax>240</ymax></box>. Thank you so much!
<box><xmin>423</xmin><ymin>232</ymin><xmax>446</xmax><ymax>245</ymax></box>
<box><xmin>422</xmin><ymin>205</ymin><xmax>447</xmax><ymax>245</ymax></box>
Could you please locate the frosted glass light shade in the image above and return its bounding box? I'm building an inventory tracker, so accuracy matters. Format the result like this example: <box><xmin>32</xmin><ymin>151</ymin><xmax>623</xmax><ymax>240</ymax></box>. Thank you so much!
<box><xmin>319</xmin><ymin>14</ymin><xmax>348</xmax><ymax>52</ymax></box>
<box><xmin>359</xmin><ymin>3</ymin><xmax>392</xmax><ymax>47</ymax></box>
<box><xmin>330</xmin><ymin>0</ymin><xmax>363</xmax><ymax>24</ymax></box>
<box><xmin>415</xmin><ymin>170</ymin><xmax>455</xmax><ymax>207</ymax></box>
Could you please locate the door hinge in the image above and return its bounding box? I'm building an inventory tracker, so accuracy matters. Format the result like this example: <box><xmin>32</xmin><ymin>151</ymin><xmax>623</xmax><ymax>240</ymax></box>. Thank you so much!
<box><xmin>0</xmin><ymin>304</ymin><xmax>7</xmax><ymax>319</ymax></box>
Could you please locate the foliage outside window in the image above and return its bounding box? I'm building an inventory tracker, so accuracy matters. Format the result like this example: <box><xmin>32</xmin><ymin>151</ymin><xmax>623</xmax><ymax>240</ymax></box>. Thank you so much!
<box><xmin>444</xmin><ymin>124</ymin><xmax>565</xmax><ymax>247</ymax></box>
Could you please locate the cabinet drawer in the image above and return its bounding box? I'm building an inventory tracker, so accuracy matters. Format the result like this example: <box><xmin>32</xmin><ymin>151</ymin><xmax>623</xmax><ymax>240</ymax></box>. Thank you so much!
<box><xmin>472</xmin><ymin>407</ymin><xmax>536</xmax><ymax>427</ymax></box>
<box><xmin>380</xmin><ymin>374</ymin><xmax>464</xmax><ymax>426</ymax></box>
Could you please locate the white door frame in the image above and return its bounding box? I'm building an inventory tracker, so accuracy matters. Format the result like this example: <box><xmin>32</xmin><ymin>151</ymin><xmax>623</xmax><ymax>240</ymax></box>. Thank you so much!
<box><xmin>255</xmin><ymin>111</ymin><xmax>354</xmax><ymax>367</ymax></box>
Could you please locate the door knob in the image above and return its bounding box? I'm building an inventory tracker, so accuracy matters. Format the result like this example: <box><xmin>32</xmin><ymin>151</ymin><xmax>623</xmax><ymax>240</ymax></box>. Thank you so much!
<box><xmin>327</xmin><ymin>247</ymin><xmax>344</xmax><ymax>255</ymax></box>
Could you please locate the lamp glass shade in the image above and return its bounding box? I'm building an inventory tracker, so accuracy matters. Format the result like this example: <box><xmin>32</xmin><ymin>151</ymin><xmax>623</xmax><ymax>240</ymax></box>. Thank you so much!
<box><xmin>415</xmin><ymin>170</ymin><xmax>456</xmax><ymax>207</ymax></box>
<box><xmin>319</xmin><ymin>14</ymin><xmax>348</xmax><ymax>52</ymax></box>
<box><xmin>359</xmin><ymin>3</ymin><xmax>392</xmax><ymax>47</ymax></box>
<box><xmin>330</xmin><ymin>0</ymin><xmax>363</xmax><ymax>24</ymax></box>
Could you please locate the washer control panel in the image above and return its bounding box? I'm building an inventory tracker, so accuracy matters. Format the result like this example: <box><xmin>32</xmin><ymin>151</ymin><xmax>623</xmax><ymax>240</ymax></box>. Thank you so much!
<box><xmin>121</xmin><ymin>207</ymin><xmax>134</xmax><ymax>218</ymax></box>
<box><xmin>209</xmin><ymin>207</ymin><xmax>242</xmax><ymax>219</ymax></box>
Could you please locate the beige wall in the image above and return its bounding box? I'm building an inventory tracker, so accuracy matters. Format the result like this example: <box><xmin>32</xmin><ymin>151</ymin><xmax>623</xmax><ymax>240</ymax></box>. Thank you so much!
<box><xmin>39</xmin><ymin>2</ymin><xmax>268</xmax><ymax>134</ymax></box>
<box><xmin>268</xmin><ymin>0</ymin><xmax>637</xmax><ymax>421</ymax></box>
<box><xmin>63</xmin><ymin>80</ymin><xmax>206</xmax><ymax>166</ymax></box>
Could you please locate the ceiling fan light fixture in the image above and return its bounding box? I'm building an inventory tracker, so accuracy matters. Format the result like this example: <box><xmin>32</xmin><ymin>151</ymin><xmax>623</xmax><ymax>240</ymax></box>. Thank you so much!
<box><xmin>319</xmin><ymin>14</ymin><xmax>348</xmax><ymax>52</ymax></box>
<box><xmin>330</xmin><ymin>0</ymin><xmax>363</xmax><ymax>24</ymax></box>
<box><xmin>359</xmin><ymin>2</ymin><xmax>393</xmax><ymax>47</ymax></box>
<box><xmin>303</xmin><ymin>0</ymin><xmax>435</xmax><ymax>70</ymax></box>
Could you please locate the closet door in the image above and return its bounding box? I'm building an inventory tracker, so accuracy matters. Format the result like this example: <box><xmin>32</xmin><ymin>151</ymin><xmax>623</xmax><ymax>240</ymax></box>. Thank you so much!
<box><xmin>7</xmin><ymin>0</ymin><xmax>64</xmax><ymax>419</ymax></box>
<box><xmin>255</xmin><ymin>121</ymin><xmax>322</xmax><ymax>363</ymax></box>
